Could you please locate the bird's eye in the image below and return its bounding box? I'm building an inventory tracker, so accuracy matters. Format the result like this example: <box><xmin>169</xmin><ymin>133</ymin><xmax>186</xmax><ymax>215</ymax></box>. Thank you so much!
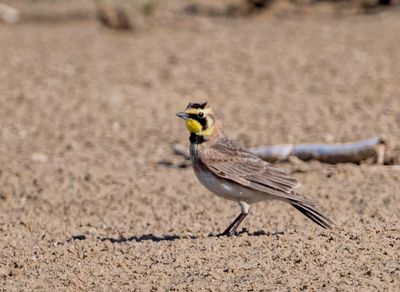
<box><xmin>198</xmin><ymin>112</ymin><xmax>204</xmax><ymax>118</ymax></box>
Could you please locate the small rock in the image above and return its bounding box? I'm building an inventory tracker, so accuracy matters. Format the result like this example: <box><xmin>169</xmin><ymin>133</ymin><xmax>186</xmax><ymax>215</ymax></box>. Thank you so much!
<box><xmin>31</xmin><ymin>153</ymin><xmax>48</xmax><ymax>163</ymax></box>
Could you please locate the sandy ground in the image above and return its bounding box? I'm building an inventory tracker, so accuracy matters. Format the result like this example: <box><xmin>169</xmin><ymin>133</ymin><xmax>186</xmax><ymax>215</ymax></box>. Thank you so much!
<box><xmin>0</xmin><ymin>1</ymin><xmax>399</xmax><ymax>290</ymax></box>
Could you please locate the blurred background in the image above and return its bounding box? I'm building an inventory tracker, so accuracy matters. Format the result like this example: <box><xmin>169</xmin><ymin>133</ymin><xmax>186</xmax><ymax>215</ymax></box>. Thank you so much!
<box><xmin>0</xmin><ymin>0</ymin><xmax>399</xmax><ymax>290</ymax></box>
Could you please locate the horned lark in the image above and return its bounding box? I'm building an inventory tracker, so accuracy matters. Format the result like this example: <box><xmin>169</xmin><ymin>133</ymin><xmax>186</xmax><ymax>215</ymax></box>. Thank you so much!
<box><xmin>177</xmin><ymin>102</ymin><xmax>333</xmax><ymax>236</ymax></box>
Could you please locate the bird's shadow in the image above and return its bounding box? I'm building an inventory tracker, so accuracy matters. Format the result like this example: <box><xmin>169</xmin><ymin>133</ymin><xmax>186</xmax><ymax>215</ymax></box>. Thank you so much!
<box><xmin>99</xmin><ymin>228</ymin><xmax>283</xmax><ymax>243</ymax></box>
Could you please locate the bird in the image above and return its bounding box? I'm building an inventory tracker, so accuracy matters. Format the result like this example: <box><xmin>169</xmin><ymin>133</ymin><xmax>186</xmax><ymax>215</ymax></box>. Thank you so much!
<box><xmin>176</xmin><ymin>101</ymin><xmax>333</xmax><ymax>236</ymax></box>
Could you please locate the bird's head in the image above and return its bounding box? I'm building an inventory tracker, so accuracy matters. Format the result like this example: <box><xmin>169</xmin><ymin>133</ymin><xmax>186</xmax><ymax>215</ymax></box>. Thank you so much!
<box><xmin>176</xmin><ymin>102</ymin><xmax>217</xmax><ymax>137</ymax></box>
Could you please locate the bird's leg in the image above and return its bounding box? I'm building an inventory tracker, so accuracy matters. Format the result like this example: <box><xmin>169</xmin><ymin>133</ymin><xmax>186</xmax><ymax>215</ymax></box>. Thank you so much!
<box><xmin>221</xmin><ymin>212</ymin><xmax>247</xmax><ymax>236</ymax></box>
<box><xmin>221</xmin><ymin>201</ymin><xmax>250</xmax><ymax>237</ymax></box>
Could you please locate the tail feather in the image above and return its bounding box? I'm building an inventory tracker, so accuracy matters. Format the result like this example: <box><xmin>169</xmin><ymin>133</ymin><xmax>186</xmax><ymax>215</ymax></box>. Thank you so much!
<box><xmin>290</xmin><ymin>200</ymin><xmax>334</xmax><ymax>229</ymax></box>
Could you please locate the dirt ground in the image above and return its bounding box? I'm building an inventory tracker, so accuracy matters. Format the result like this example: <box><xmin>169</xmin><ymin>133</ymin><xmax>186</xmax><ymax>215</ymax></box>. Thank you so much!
<box><xmin>0</xmin><ymin>1</ymin><xmax>399</xmax><ymax>291</ymax></box>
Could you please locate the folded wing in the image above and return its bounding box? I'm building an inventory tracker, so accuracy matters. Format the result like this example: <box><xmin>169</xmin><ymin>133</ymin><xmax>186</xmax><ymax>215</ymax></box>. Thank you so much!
<box><xmin>200</xmin><ymin>137</ymin><xmax>312</xmax><ymax>204</ymax></box>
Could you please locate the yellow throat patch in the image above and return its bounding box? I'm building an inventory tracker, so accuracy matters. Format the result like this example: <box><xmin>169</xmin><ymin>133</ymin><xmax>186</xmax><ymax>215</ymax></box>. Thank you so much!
<box><xmin>186</xmin><ymin>118</ymin><xmax>203</xmax><ymax>134</ymax></box>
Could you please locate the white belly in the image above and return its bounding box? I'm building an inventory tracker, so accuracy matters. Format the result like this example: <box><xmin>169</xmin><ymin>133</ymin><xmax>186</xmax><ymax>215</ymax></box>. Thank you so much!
<box><xmin>192</xmin><ymin>164</ymin><xmax>269</xmax><ymax>204</ymax></box>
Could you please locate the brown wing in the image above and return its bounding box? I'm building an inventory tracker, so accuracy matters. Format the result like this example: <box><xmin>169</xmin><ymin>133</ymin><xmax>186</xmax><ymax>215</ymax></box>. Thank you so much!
<box><xmin>200</xmin><ymin>137</ymin><xmax>313</xmax><ymax>204</ymax></box>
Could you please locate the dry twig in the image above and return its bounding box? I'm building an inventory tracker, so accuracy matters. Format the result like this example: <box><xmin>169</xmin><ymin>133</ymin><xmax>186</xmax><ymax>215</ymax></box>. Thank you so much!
<box><xmin>173</xmin><ymin>137</ymin><xmax>387</xmax><ymax>164</ymax></box>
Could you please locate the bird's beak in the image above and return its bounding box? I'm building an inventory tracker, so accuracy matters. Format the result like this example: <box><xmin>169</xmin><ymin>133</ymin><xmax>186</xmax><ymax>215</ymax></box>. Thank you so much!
<box><xmin>176</xmin><ymin>112</ymin><xmax>189</xmax><ymax>120</ymax></box>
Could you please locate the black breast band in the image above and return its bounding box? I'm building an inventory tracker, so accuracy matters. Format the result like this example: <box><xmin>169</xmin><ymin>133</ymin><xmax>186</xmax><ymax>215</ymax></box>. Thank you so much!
<box><xmin>190</xmin><ymin>133</ymin><xmax>206</xmax><ymax>144</ymax></box>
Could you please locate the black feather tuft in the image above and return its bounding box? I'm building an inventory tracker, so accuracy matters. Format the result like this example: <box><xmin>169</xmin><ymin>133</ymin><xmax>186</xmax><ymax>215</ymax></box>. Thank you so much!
<box><xmin>186</xmin><ymin>102</ymin><xmax>208</xmax><ymax>110</ymax></box>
